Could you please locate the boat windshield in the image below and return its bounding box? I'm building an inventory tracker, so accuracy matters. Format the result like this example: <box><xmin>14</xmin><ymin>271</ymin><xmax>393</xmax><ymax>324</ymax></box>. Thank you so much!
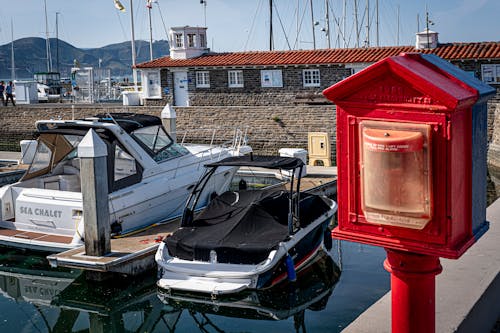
<box><xmin>132</xmin><ymin>125</ymin><xmax>188</xmax><ymax>163</ymax></box>
<box><xmin>24</xmin><ymin>134</ymin><xmax>82</xmax><ymax>179</ymax></box>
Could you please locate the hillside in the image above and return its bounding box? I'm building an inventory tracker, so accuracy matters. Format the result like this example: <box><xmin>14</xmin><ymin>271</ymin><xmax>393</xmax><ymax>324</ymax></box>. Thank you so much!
<box><xmin>0</xmin><ymin>37</ymin><xmax>169</xmax><ymax>79</ymax></box>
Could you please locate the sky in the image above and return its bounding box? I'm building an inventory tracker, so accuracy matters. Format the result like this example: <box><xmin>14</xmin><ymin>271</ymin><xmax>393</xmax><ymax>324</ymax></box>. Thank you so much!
<box><xmin>0</xmin><ymin>0</ymin><xmax>497</xmax><ymax>53</ymax></box>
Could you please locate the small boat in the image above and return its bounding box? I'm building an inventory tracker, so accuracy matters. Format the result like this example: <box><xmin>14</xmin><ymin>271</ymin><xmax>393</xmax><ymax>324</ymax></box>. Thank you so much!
<box><xmin>0</xmin><ymin>113</ymin><xmax>251</xmax><ymax>252</ymax></box>
<box><xmin>156</xmin><ymin>155</ymin><xmax>337</xmax><ymax>296</ymax></box>
<box><xmin>158</xmin><ymin>249</ymin><xmax>340</xmax><ymax>323</ymax></box>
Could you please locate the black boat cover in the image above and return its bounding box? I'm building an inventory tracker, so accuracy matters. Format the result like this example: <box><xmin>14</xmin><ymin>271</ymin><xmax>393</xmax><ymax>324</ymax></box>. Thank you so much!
<box><xmin>94</xmin><ymin>113</ymin><xmax>162</xmax><ymax>133</ymax></box>
<box><xmin>205</xmin><ymin>155</ymin><xmax>304</xmax><ymax>170</ymax></box>
<box><xmin>165</xmin><ymin>189</ymin><xmax>331</xmax><ymax>265</ymax></box>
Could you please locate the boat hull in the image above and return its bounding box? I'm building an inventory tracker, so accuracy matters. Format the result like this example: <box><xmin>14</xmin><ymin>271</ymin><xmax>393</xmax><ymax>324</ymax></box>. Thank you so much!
<box><xmin>156</xmin><ymin>202</ymin><xmax>336</xmax><ymax>296</ymax></box>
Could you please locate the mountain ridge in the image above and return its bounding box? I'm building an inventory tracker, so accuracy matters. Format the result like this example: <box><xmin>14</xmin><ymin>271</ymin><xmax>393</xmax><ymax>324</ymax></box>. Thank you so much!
<box><xmin>0</xmin><ymin>37</ymin><xmax>169</xmax><ymax>79</ymax></box>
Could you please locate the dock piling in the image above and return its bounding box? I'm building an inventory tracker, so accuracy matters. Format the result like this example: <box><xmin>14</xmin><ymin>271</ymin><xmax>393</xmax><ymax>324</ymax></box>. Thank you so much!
<box><xmin>78</xmin><ymin>129</ymin><xmax>111</xmax><ymax>256</ymax></box>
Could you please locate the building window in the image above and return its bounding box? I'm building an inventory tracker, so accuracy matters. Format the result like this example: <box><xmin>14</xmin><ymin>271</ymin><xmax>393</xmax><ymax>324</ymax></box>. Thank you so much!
<box><xmin>174</xmin><ymin>33</ymin><xmax>183</xmax><ymax>48</ymax></box>
<box><xmin>261</xmin><ymin>70</ymin><xmax>283</xmax><ymax>87</ymax></box>
<box><xmin>228</xmin><ymin>70</ymin><xmax>244</xmax><ymax>88</ymax></box>
<box><xmin>481</xmin><ymin>64</ymin><xmax>500</xmax><ymax>84</ymax></box>
<box><xmin>196</xmin><ymin>71</ymin><xmax>210</xmax><ymax>88</ymax></box>
<box><xmin>187</xmin><ymin>34</ymin><xmax>196</xmax><ymax>48</ymax></box>
<box><xmin>199</xmin><ymin>34</ymin><xmax>207</xmax><ymax>48</ymax></box>
<box><xmin>303</xmin><ymin>69</ymin><xmax>320</xmax><ymax>87</ymax></box>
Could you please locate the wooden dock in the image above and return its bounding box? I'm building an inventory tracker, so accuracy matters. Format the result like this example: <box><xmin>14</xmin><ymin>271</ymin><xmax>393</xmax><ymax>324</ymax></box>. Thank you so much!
<box><xmin>48</xmin><ymin>172</ymin><xmax>336</xmax><ymax>276</ymax></box>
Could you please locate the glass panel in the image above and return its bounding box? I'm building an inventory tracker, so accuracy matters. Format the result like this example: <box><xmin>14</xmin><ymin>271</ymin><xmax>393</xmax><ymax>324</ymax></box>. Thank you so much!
<box><xmin>28</xmin><ymin>141</ymin><xmax>52</xmax><ymax>174</ymax></box>
<box><xmin>114</xmin><ymin>145</ymin><xmax>137</xmax><ymax>181</ymax></box>
<box><xmin>132</xmin><ymin>125</ymin><xmax>188</xmax><ymax>162</ymax></box>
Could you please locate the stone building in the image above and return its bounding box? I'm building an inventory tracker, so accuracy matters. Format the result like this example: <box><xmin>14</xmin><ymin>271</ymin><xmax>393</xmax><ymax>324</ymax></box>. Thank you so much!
<box><xmin>136</xmin><ymin>26</ymin><xmax>500</xmax><ymax>108</ymax></box>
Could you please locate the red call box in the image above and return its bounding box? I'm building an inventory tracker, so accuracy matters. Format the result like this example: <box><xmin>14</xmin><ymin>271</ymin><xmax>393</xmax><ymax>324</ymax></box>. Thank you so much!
<box><xmin>323</xmin><ymin>53</ymin><xmax>495</xmax><ymax>259</ymax></box>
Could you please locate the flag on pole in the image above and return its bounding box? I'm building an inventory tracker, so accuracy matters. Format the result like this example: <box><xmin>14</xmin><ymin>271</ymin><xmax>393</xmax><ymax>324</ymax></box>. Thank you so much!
<box><xmin>114</xmin><ymin>0</ymin><xmax>126</xmax><ymax>12</ymax></box>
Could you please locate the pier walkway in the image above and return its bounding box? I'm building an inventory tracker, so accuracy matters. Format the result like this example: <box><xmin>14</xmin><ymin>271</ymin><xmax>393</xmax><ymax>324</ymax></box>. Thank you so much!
<box><xmin>343</xmin><ymin>198</ymin><xmax>500</xmax><ymax>333</ymax></box>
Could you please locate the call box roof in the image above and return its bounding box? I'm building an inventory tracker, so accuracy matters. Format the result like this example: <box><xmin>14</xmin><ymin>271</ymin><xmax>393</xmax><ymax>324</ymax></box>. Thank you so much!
<box><xmin>323</xmin><ymin>52</ymin><xmax>485</xmax><ymax>112</ymax></box>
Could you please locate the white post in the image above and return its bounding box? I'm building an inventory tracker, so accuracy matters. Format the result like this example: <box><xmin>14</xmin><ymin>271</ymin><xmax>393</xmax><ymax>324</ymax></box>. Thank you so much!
<box><xmin>161</xmin><ymin>103</ymin><xmax>177</xmax><ymax>143</ymax></box>
<box><xmin>78</xmin><ymin>129</ymin><xmax>110</xmax><ymax>256</ymax></box>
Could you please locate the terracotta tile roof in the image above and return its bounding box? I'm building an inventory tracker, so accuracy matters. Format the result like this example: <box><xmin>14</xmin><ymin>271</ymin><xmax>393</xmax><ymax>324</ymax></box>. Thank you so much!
<box><xmin>136</xmin><ymin>42</ymin><xmax>500</xmax><ymax>69</ymax></box>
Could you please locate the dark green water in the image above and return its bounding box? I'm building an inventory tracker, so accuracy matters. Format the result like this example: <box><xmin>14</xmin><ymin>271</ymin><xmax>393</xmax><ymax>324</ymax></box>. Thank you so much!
<box><xmin>0</xmin><ymin>241</ymin><xmax>390</xmax><ymax>333</ymax></box>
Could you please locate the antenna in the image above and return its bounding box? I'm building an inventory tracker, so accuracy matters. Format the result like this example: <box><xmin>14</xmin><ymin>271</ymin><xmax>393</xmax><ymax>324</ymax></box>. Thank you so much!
<box><xmin>200</xmin><ymin>0</ymin><xmax>207</xmax><ymax>27</ymax></box>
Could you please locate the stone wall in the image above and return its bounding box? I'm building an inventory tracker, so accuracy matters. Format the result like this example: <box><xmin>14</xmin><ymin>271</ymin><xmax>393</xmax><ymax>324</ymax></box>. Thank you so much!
<box><xmin>143</xmin><ymin>65</ymin><xmax>352</xmax><ymax>107</ymax></box>
<box><xmin>3</xmin><ymin>95</ymin><xmax>500</xmax><ymax>168</ymax></box>
<box><xmin>0</xmin><ymin>104</ymin><xmax>338</xmax><ymax>164</ymax></box>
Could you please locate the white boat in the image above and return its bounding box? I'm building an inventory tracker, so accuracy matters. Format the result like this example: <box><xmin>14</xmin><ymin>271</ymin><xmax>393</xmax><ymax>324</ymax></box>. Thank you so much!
<box><xmin>156</xmin><ymin>155</ymin><xmax>337</xmax><ymax>296</ymax></box>
<box><xmin>158</xmin><ymin>249</ymin><xmax>340</xmax><ymax>324</ymax></box>
<box><xmin>0</xmin><ymin>113</ymin><xmax>251</xmax><ymax>252</ymax></box>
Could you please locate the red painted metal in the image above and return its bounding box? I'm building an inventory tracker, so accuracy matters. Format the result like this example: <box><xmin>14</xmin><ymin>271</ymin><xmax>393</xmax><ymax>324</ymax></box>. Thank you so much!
<box><xmin>384</xmin><ymin>249</ymin><xmax>442</xmax><ymax>333</ymax></box>
<box><xmin>322</xmin><ymin>52</ymin><xmax>482</xmax><ymax>259</ymax></box>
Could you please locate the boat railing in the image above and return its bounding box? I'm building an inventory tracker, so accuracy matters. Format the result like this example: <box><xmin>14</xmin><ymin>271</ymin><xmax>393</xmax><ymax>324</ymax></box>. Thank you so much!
<box><xmin>171</xmin><ymin>126</ymin><xmax>250</xmax><ymax>178</ymax></box>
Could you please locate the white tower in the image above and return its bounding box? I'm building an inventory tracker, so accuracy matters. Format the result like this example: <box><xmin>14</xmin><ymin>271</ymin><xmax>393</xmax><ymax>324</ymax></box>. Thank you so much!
<box><xmin>169</xmin><ymin>26</ymin><xmax>209</xmax><ymax>59</ymax></box>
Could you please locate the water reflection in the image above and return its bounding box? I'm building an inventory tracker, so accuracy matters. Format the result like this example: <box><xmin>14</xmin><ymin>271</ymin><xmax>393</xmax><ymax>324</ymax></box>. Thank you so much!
<box><xmin>0</xmin><ymin>248</ymin><xmax>181</xmax><ymax>332</ymax></box>
<box><xmin>159</xmin><ymin>250</ymin><xmax>340</xmax><ymax>332</ymax></box>
<box><xmin>0</xmin><ymin>248</ymin><xmax>342</xmax><ymax>333</ymax></box>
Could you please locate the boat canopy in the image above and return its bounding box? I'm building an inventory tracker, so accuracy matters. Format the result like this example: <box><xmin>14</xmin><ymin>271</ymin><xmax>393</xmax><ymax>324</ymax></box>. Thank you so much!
<box><xmin>94</xmin><ymin>113</ymin><xmax>163</xmax><ymax>133</ymax></box>
<box><xmin>205</xmin><ymin>155</ymin><xmax>304</xmax><ymax>170</ymax></box>
<box><xmin>166</xmin><ymin>190</ymin><xmax>331</xmax><ymax>265</ymax></box>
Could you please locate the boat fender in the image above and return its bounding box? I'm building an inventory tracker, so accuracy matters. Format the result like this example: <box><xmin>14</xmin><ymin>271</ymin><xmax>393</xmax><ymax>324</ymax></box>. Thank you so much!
<box><xmin>285</xmin><ymin>254</ymin><xmax>297</xmax><ymax>282</ymax></box>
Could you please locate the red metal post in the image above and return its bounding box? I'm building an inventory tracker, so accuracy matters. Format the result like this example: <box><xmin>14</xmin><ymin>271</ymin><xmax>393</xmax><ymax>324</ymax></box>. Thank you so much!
<box><xmin>384</xmin><ymin>249</ymin><xmax>442</xmax><ymax>333</ymax></box>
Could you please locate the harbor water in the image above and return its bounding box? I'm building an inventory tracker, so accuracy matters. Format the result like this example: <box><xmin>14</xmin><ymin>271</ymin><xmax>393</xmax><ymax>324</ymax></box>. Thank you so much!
<box><xmin>0</xmin><ymin>242</ymin><xmax>389</xmax><ymax>333</ymax></box>
<box><xmin>0</xmin><ymin>166</ymin><xmax>498</xmax><ymax>333</ymax></box>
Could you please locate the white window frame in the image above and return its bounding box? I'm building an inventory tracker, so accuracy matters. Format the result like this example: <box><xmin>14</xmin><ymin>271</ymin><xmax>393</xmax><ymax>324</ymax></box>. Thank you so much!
<box><xmin>196</xmin><ymin>71</ymin><xmax>210</xmax><ymax>88</ymax></box>
<box><xmin>228</xmin><ymin>70</ymin><xmax>244</xmax><ymax>88</ymax></box>
<box><xmin>261</xmin><ymin>70</ymin><xmax>283</xmax><ymax>87</ymax></box>
<box><xmin>174</xmin><ymin>33</ymin><xmax>184</xmax><ymax>48</ymax></box>
<box><xmin>303</xmin><ymin>69</ymin><xmax>320</xmax><ymax>87</ymax></box>
<box><xmin>481</xmin><ymin>64</ymin><xmax>500</xmax><ymax>84</ymax></box>
<box><xmin>199</xmin><ymin>33</ymin><xmax>207</xmax><ymax>48</ymax></box>
<box><xmin>187</xmin><ymin>34</ymin><xmax>196</xmax><ymax>48</ymax></box>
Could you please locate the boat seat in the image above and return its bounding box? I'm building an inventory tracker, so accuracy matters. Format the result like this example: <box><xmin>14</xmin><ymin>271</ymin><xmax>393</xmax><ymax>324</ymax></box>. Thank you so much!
<box><xmin>41</xmin><ymin>174</ymin><xmax>81</xmax><ymax>192</ymax></box>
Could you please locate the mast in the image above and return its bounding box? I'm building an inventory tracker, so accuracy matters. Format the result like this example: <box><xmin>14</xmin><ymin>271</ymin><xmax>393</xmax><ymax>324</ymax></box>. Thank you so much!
<box><xmin>310</xmin><ymin>0</ymin><xmax>316</xmax><ymax>49</ymax></box>
<box><xmin>376</xmin><ymin>0</ymin><xmax>379</xmax><ymax>46</ymax></box>
<box><xmin>325</xmin><ymin>0</ymin><xmax>331</xmax><ymax>48</ymax></box>
<box><xmin>147</xmin><ymin>0</ymin><xmax>153</xmax><ymax>61</ymax></box>
<box><xmin>397</xmin><ymin>4</ymin><xmax>400</xmax><ymax>46</ymax></box>
<box><xmin>56</xmin><ymin>12</ymin><xmax>60</xmax><ymax>72</ymax></box>
<box><xmin>44</xmin><ymin>0</ymin><xmax>52</xmax><ymax>72</ymax></box>
<box><xmin>354</xmin><ymin>0</ymin><xmax>359</xmax><ymax>47</ymax></box>
<box><xmin>269</xmin><ymin>0</ymin><xmax>273</xmax><ymax>51</ymax></box>
<box><xmin>10</xmin><ymin>18</ymin><xmax>15</xmax><ymax>81</ymax></box>
<box><xmin>365</xmin><ymin>0</ymin><xmax>370</xmax><ymax>47</ymax></box>
<box><xmin>129</xmin><ymin>0</ymin><xmax>137</xmax><ymax>89</ymax></box>
<box><xmin>343</xmin><ymin>0</ymin><xmax>346</xmax><ymax>47</ymax></box>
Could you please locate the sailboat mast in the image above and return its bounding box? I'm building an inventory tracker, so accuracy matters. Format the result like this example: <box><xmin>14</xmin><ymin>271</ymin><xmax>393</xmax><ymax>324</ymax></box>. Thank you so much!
<box><xmin>269</xmin><ymin>0</ymin><xmax>273</xmax><ymax>51</ymax></box>
<box><xmin>365</xmin><ymin>0</ymin><xmax>369</xmax><ymax>47</ymax></box>
<box><xmin>310</xmin><ymin>0</ymin><xmax>316</xmax><ymax>49</ymax></box>
<box><xmin>56</xmin><ymin>12</ymin><xmax>60</xmax><ymax>72</ymax></box>
<box><xmin>44</xmin><ymin>0</ymin><xmax>52</xmax><ymax>72</ymax></box>
<box><xmin>354</xmin><ymin>0</ymin><xmax>359</xmax><ymax>47</ymax></box>
<box><xmin>10</xmin><ymin>19</ymin><xmax>15</xmax><ymax>81</ymax></box>
<box><xmin>376</xmin><ymin>0</ymin><xmax>379</xmax><ymax>46</ymax></box>
<box><xmin>325</xmin><ymin>0</ymin><xmax>331</xmax><ymax>48</ymax></box>
<box><xmin>129</xmin><ymin>0</ymin><xmax>138</xmax><ymax>88</ymax></box>
<box><xmin>147</xmin><ymin>0</ymin><xmax>153</xmax><ymax>61</ymax></box>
